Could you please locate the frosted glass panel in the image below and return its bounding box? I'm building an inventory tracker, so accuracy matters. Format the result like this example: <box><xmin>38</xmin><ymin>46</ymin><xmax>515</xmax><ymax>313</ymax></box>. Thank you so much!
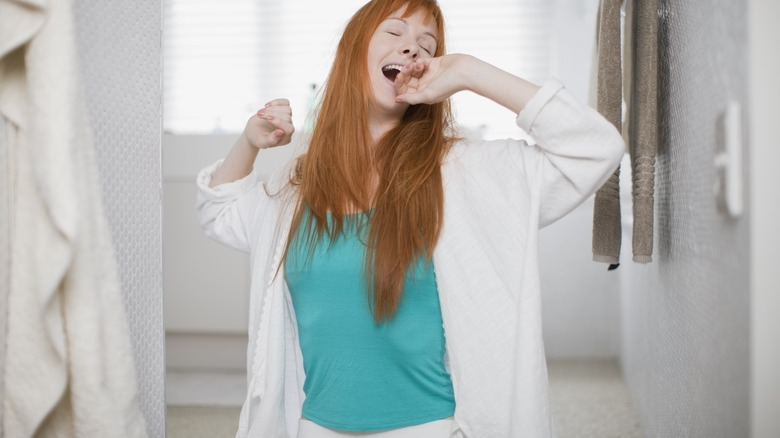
<box><xmin>73</xmin><ymin>1</ymin><xmax>165</xmax><ymax>436</ymax></box>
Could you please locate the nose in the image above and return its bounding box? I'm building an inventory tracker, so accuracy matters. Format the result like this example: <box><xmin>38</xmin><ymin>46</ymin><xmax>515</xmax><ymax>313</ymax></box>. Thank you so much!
<box><xmin>402</xmin><ymin>47</ymin><xmax>418</xmax><ymax>59</ymax></box>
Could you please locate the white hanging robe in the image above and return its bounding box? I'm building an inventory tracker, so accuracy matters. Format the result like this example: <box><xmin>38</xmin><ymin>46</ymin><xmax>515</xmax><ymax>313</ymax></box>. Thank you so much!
<box><xmin>0</xmin><ymin>0</ymin><xmax>147</xmax><ymax>436</ymax></box>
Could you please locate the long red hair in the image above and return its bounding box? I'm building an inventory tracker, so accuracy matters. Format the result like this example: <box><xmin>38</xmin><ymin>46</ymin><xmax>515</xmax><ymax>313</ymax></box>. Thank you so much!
<box><xmin>287</xmin><ymin>0</ymin><xmax>456</xmax><ymax>322</ymax></box>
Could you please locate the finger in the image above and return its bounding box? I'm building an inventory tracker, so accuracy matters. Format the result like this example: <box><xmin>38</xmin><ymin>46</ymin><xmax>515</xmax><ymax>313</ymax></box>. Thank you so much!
<box><xmin>394</xmin><ymin>73</ymin><xmax>419</xmax><ymax>96</ymax></box>
<box><xmin>257</xmin><ymin>113</ymin><xmax>291</xmax><ymax>127</ymax></box>
<box><xmin>259</xmin><ymin>112</ymin><xmax>295</xmax><ymax>140</ymax></box>
<box><xmin>395</xmin><ymin>92</ymin><xmax>423</xmax><ymax>105</ymax></box>
<box><xmin>409</xmin><ymin>60</ymin><xmax>428</xmax><ymax>77</ymax></box>
<box><xmin>266</xmin><ymin>128</ymin><xmax>286</xmax><ymax>145</ymax></box>
<box><xmin>257</xmin><ymin>106</ymin><xmax>293</xmax><ymax>124</ymax></box>
<box><xmin>259</xmin><ymin>106</ymin><xmax>292</xmax><ymax>121</ymax></box>
<box><xmin>398</xmin><ymin>62</ymin><xmax>424</xmax><ymax>81</ymax></box>
<box><xmin>264</xmin><ymin>98</ymin><xmax>291</xmax><ymax>108</ymax></box>
<box><xmin>259</xmin><ymin>123</ymin><xmax>294</xmax><ymax>148</ymax></box>
<box><xmin>258</xmin><ymin>111</ymin><xmax>294</xmax><ymax>129</ymax></box>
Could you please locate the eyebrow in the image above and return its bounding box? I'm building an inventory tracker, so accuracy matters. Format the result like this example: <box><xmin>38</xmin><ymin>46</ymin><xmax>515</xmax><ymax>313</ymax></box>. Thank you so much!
<box><xmin>386</xmin><ymin>17</ymin><xmax>439</xmax><ymax>43</ymax></box>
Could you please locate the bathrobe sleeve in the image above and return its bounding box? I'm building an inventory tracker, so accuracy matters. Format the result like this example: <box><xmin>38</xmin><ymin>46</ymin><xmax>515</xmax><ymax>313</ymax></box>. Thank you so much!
<box><xmin>196</xmin><ymin>159</ymin><xmax>269</xmax><ymax>253</ymax></box>
<box><xmin>515</xmin><ymin>78</ymin><xmax>624</xmax><ymax>228</ymax></box>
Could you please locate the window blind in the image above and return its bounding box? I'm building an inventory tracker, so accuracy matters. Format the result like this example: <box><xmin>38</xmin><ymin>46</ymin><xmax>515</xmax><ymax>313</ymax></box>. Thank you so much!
<box><xmin>163</xmin><ymin>0</ymin><xmax>553</xmax><ymax>137</ymax></box>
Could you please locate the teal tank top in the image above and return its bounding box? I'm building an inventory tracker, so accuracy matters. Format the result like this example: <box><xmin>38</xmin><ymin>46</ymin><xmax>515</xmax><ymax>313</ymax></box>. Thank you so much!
<box><xmin>284</xmin><ymin>212</ymin><xmax>455</xmax><ymax>432</ymax></box>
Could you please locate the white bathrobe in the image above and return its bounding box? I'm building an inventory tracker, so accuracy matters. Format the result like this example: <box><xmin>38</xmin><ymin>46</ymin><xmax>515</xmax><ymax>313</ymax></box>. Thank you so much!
<box><xmin>0</xmin><ymin>0</ymin><xmax>147</xmax><ymax>437</ymax></box>
<box><xmin>197</xmin><ymin>79</ymin><xmax>625</xmax><ymax>438</ymax></box>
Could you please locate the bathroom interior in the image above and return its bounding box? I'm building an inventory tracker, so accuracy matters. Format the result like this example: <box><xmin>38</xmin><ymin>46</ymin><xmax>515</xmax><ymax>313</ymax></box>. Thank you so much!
<box><xmin>1</xmin><ymin>0</ymin><xmax>778</xmax><ymax>437</ymax></box>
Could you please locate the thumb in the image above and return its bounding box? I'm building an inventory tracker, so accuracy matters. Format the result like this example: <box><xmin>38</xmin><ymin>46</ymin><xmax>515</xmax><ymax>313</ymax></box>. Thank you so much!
<box><xmin>395</xmin><ymin>93</ymin><xmax>422</xmax><ymax>105</ymax></box>
<box><xmin>260</xmin><ymin>129</ymin><xmax>284</xmax><ymax>148</ymax></box>
<box><xmin>268</xmin><ymin>129</ymin><xmax>285</xmax><ymax>145</ymax></box>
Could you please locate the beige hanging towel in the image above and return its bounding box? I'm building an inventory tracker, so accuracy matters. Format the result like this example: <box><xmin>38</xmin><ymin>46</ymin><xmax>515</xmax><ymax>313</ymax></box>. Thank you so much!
<box><xmin>0</xmin><ymin>0</ymin><xmax>148</xmax><ymax>437</ymax></box>
<box><xmin>628</xmin><ymin>0</ymin><xmax>658</xmax><ymax>263</ymax></box>
<box><xmin>592</xmin><ymin>0</ymin><xmax>625</xmax><ymax>268</ymax></box>
<box><xmin>592</xmin><ymin>0</ymin><xmax>658</xmax><ymax>266</ymax></box>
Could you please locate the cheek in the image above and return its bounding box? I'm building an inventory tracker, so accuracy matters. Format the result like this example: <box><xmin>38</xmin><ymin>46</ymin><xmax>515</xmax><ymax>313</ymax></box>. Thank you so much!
<box><xmin>366</xmin><ymin>33</ymin><xmax>385</xmax><ymax>56</ymax></box>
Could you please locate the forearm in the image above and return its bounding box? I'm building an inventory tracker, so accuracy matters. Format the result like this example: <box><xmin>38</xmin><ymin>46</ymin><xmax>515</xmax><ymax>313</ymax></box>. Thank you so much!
<box><xmin>458</xmin><ymin>54</ymin><xmax>541</xmax><ymax>115</ymax></box>
<box><xmin>208</xmin><ymin>99</ymin><xmax>294</xmax><ymax>187</ymax></box>
<box><xmin>208</xmin><ymin>133</ymin><xmax>260</xmax><ymax>187</ymax></box>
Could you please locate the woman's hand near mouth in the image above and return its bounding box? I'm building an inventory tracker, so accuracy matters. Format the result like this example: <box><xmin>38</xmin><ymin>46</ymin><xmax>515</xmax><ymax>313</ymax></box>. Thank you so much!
<box><xmin>394</xmin><ymin>54</ymin><xmax>468</xmax><ymax>105</ymax></box>
<box><xmin>395</xmin><ymin>53</ymin><xmax>541</xmax><ymax>115</ymax></box>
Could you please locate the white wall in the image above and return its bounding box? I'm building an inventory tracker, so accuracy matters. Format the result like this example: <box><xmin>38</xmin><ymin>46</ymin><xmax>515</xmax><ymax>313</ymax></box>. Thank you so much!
<box><xmin>748</xmin><ymin>0</ymin><xmax>780</xmax><ymax>436</ymax></box>
<box><xmin>540</xmin><ymin>0</ymin><xmax>620</xmax><ymax>359</ymax></box>
<box><xmin>163</xmin><ymin>134</ymin><xmax>294</xmax><ymax>370</ymax></box>
<box><xmin>162</xmin><ymin>0</ymin><xmax>619</xmax><ymax>371</ymax></box>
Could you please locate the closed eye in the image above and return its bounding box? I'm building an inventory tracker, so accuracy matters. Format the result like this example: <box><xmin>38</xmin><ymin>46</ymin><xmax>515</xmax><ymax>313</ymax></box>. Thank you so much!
<box><xmin>418</xmin><ymin>35</ymin><xmax>437</xmax><ymax>56</ymax></box>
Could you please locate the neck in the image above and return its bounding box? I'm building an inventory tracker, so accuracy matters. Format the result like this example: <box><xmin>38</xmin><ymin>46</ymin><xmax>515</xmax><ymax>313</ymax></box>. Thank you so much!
<box><xmin>369</xmin><ymin>119</ymin><xmax>399</xmax><ymax>144</ymax></box>
<box><xmin>367</xmin><ymin>104</ymin><xmax>404</xmax><ymax>144</ymax></box>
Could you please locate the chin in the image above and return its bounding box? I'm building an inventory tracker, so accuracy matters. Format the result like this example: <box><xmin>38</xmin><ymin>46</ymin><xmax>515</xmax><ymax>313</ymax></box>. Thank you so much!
<box><xmin>371</xmin><ymin>89</ymin><xmax>406</xmax><ymax>115</ymax></box>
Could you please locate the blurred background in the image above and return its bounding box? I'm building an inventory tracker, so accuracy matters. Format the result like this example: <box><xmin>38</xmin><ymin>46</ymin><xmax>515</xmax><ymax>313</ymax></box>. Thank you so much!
<box><xmin>162</xmin><ymin>0</ymin><xmax>614</xmax><ymax>377</ymax></box>
<box><xmin>44</xmin><ymin>0</ymin><xmax>777</xmax><ymax>436</ymax></box>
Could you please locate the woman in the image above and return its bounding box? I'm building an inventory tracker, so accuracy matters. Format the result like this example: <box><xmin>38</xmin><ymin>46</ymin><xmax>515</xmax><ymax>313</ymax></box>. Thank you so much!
<box><xmin>197</xmin><ymin>0</ymin><xmax>624</xmax><ymax>437</ymax></box>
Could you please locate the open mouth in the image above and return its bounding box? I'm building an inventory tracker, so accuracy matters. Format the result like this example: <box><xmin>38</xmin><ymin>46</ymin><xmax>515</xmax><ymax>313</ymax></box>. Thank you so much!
<box><xmin>382</xmin><ymin>64</ymin><xmax>403</xmax><ymax>82</ymax></box>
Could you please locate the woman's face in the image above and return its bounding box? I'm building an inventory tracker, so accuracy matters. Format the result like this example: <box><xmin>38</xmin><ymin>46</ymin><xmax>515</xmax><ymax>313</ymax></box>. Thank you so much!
<box><xmin>366</xmin><ymin>6</ymin><xmax>438</xmax><ymax>121</ymax></box>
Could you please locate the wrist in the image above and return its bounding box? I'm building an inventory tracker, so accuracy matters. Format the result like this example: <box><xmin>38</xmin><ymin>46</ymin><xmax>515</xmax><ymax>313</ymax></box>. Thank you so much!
<box><xmin>461</xmin><ymin>56</ymin><xmax>540</xmax><ymax>114</ymax></box>
<box><xmin>239</xmin><ymin>131</ymin><xmax>264</xmax><ymax>151</ymax></box>
<box><xmin>451</xmin><ymin>54</ymin><xmax>480</xmax><ymax>94</ymax></box>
